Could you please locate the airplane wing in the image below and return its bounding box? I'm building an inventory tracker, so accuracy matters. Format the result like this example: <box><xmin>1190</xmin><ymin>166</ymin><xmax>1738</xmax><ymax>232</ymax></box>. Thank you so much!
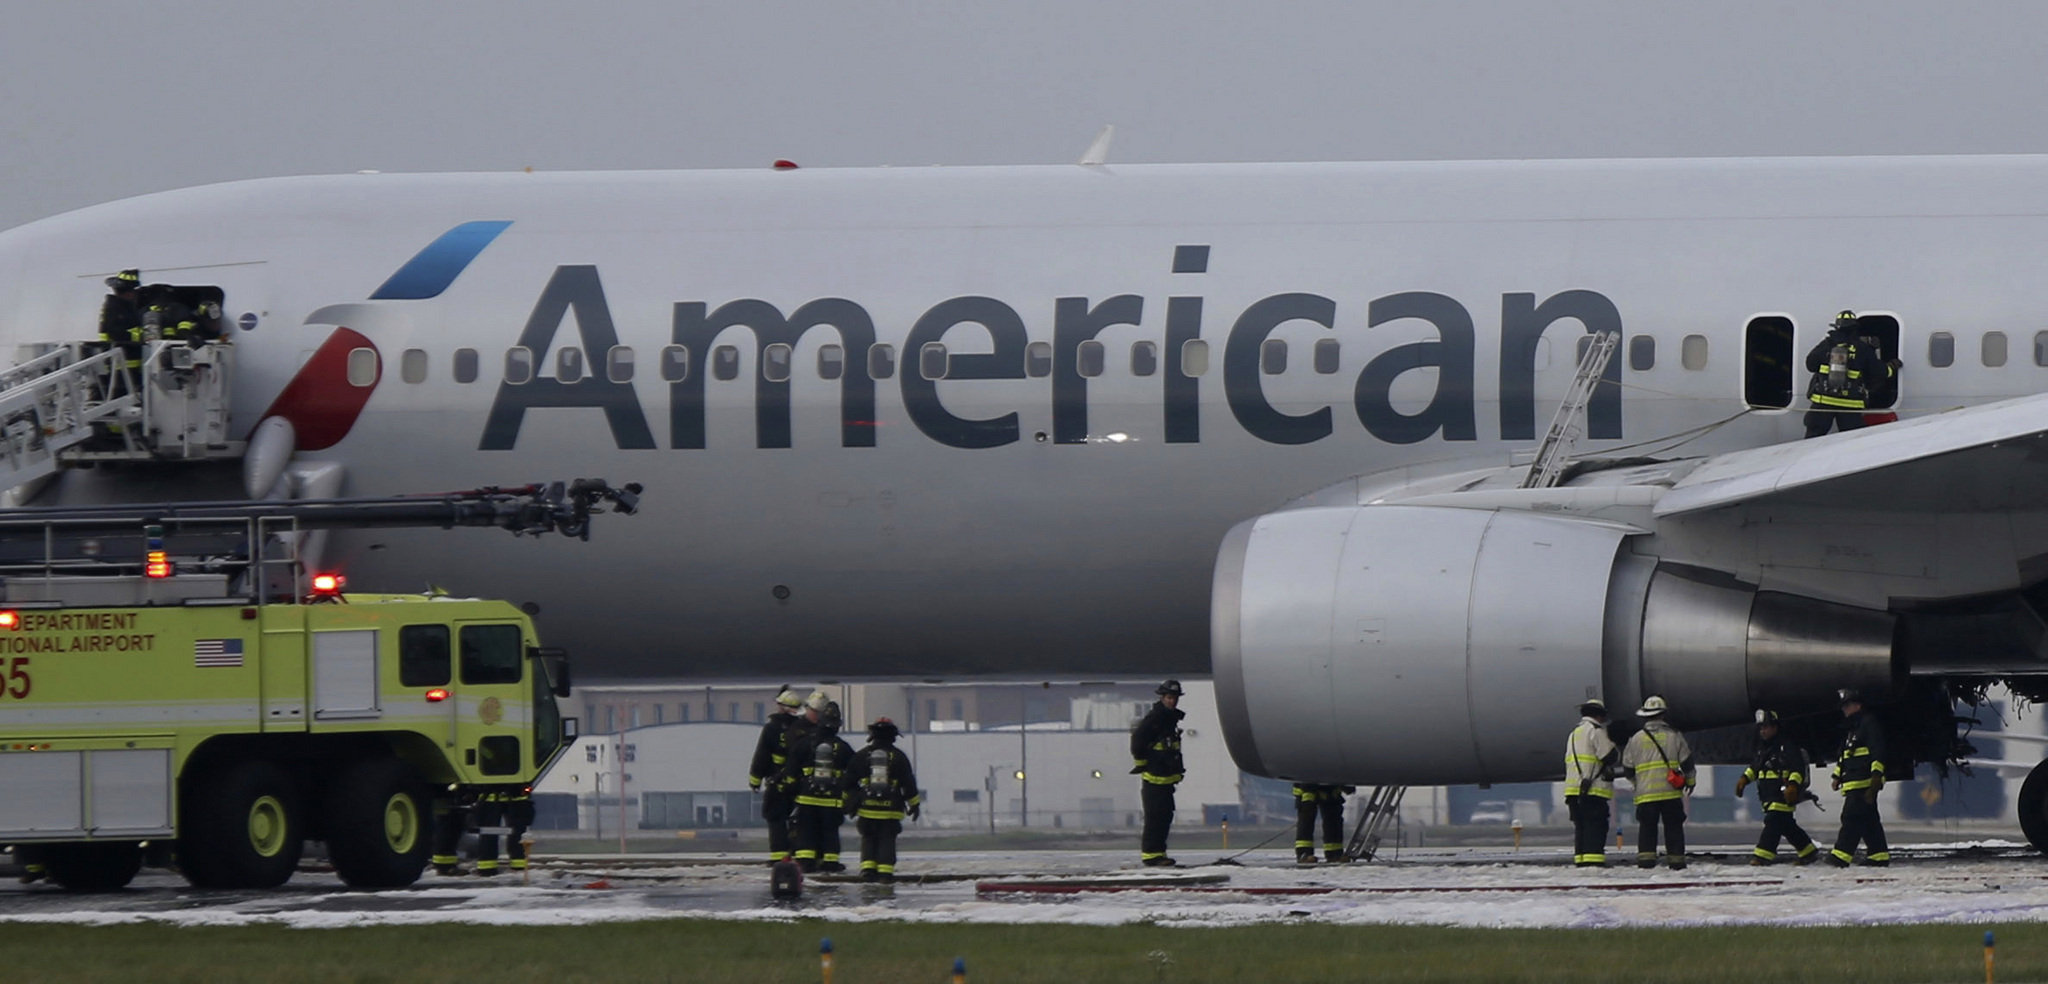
<box><xmin>1655</xmin><ymin>393</ymin><xmax>2048</xmax><ymax>517</ymax></box>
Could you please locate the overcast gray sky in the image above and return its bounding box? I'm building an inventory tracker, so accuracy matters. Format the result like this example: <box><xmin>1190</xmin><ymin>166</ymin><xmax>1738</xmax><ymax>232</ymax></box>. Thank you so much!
<box><xmin>6</xmin><ymin>1</ymin><xmax>2048</xmax><ymax>230</ymax></box>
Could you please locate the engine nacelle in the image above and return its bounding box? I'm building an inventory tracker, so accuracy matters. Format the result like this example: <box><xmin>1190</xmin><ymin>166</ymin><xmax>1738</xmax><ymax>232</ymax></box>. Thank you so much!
<box><xmin>1213</xmin><ymin>505</ymin><xmax>1896</xmax><ymax>786</ymax></box>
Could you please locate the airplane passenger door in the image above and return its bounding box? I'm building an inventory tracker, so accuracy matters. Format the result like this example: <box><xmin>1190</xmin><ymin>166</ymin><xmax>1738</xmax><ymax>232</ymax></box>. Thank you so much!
<box><xmin>1743</xmin><ymin>314</ymin><xmax>1795</xmax><ymax>410</ymax></box>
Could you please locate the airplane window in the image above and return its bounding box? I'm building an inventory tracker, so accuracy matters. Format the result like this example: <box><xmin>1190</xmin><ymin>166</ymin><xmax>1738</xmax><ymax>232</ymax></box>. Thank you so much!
<box><xmin>1260</xmin><ymin>338</ymin><xmax>1286</xmax><ymax>375</ymax></box>
<box><xmin>401</xmin><ymin>348</ymin><xmax>427</xmax><ymax>385</ymax></box>
<box><xmin>453</xmin><ymin>348</ymin><xmax>479</xmax><ymax>384</ymax></box>
<box><xmin>920</xmin><ymin>342</ymin><xmax>949</xmax><ymax>380</ymax></box>
<box><xmin>1312</xmin><ymin>338</ymin><xmax>1339</xmax><ymax>375</ymax></box>
<box><xmin>1929</xmin><ymin>332</ymin><xmax>1954</xmax><ymax>368</ymax></box>
<box><xmin>818</xmin><ymin>344</ymin><xmax>844</xmax><ymax>380</ymax></box>
<box><xmin>346</xmin><ymin>348</ymin><xmax>378</xmax><ymax>388</ymax></box>
<box><xmin>764</xmin><ymin>342</ymin><xmax>793</xmax><ymax>382</ymax></box>
<box><xmin>868</xmin><ymin>344</ymin><xmax>896</xmax><ymax>380</ymax></box>
<box><xmin>504</xmin><ymin>348</ymin><xmax>533</xmax><ymax>385</ymax></box>
<box><xmin>712</xmin><ymin>345</ymin><xmax>740</xmax><ymax>381</ymax></box>
<box><xmin>1983</xmin><ymin>331</ymin><xmax>2009</xmax><ymax>368</ymax></box>
<box><xmin>1629</xmin><ymin>335</ymin><xmax>1655</xmax><ymax>371</ymax></box>
<box><xmin>1575</xmin><ymin>335</ymin><xmax>1593</xmax><ymax>363</ymax></box>
<box><xmin>557</xmin><ymin>346</ymin><xmax>584</xmax><ymax>382</ymax></box>
<box><xmin>1681</xmin><ymin>334</ymin><xmax>1708</xmax><ymax>370</ymax></box>
<box><xmin>1077</xmin><ymin>340</ymin><xmax>1105</xmax><ymax>378</ymax></box>
<box><xmin>2036</xmin><ymin>332</ymin><xmax>2048</xmax><ymax>367</ymax></box>
<box><xmin>660</xmin><ymin>345</ymin><xmax>689</xmax><ymax>382</ymax></box>
<box><xmin>608</xmin><ymin>346</ymin><xmax>634</xmax><ymax>382</ymax></box>
<box><xmin>1025</xmin><ymin>341</ymin><xmax>1052</xmax><ymax>377</ymax></box>
<box><xmin>1181</xmin><ymin>339</ymin><xmax>1210</xmax><ymax>377</ymax></box>
<box><xmin>1132</xmin><ymin>340</ymin><xmax>1158</xmax><ymax>377</ymax></box>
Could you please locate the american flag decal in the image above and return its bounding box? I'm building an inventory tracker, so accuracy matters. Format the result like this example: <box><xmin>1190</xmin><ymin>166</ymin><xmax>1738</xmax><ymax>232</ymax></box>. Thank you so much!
<box><xmin>194</xmin><ymin>638</ymin><xmax>245</xmax><ymax>668</ymax></box>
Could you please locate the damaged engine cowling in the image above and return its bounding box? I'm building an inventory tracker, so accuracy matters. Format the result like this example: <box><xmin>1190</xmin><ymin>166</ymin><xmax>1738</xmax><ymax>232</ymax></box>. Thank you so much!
<box><xmin>1212</xmin><ymin>505</ymin><xmax>1897</xmax><ymax>786</ymax></box>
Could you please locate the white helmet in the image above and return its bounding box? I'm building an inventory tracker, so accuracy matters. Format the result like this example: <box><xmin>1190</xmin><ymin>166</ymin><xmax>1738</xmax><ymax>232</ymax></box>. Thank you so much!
<box><xmin>1636</xmin><ymin>695</ymin><xmax>1668</xmax><ymax>717</ymax></box>
<box><xmin>804</xmin><ymin>690</ymin><xmax>830</xmax><ymax>713</ymax></box>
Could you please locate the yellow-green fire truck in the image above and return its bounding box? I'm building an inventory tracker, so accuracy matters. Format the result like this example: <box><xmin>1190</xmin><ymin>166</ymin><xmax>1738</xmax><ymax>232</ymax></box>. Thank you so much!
<box><xmin>0</xmin><ymin>479</ymin><xmax>638</xmax><ymax>891</ymax></box>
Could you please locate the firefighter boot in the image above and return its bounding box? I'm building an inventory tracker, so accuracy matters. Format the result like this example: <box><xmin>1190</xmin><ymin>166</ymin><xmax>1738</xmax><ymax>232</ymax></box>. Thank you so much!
<box><xmin>1325</xmin><ymin>850</ymin><xmax>1348</xmax><ymax>863</ymax></box>
<box><xmin>1296</xmin><ymin>849</ymin><xmax>1316</xmax><ymax>864</ymax></box>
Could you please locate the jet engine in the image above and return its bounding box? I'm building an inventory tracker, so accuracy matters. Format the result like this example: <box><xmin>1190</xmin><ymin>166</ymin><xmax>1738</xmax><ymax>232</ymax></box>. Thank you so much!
<box><xmin>1212</xmin><ymin>504</ymin><xmax>1897</xmax><ymax>786</ymax></box>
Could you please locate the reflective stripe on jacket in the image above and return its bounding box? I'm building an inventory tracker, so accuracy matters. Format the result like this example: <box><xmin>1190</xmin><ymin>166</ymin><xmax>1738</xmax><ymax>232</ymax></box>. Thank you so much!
<box><xmin>1565</xmin><ymin>718</ymin><xmax>1618</xmax><ymax>799</ymax></box>
<box><xmin>1621</xmin><ymin>720</ymin><xmax>1695</xmax><ymax>804</ymax></box>
<box><xmin>849</xmin><ymin>742</ymin><xmax>921</xmax><ymax>820</ymax></box>
<box><xmin>1131</xmin><ymin>701</ymin><xmax>1185</xmax><ymax>785</ymax></box>
<box><xmin>1834</xmin><ymin>711</ymin><xmax>1887</xmax><ymax>792</ymax></box>
<box><xmin>1743</xmin><ymin>737</ymin><xmax>1808</xmax><ymax>813</ymax></box>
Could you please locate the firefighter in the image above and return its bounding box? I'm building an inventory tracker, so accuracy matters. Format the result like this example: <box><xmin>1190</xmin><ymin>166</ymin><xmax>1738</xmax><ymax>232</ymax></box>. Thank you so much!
<box><xmin>749</xmin><ymin>686</ymin><xmax>805</xmax><ymax>862</ymax></box>
<box><xmin>782</xmin><ymin>699</ymin><xmax>854</xmax><ymax>873</ymax></box>
<box><xmin>1131</xmin><ymin>679</ymin><xmax>1186</xmax><ymax>867</ymax></box>
<box><xmin>847</xmin><ymin>716</ymin><xmax>921</xmax><ymax>883</ymax></box>
<box><xmin>1828</xmin><ymin>688</ymin><xmax>1890</xmax><ymax>867</ymax></box>
<box><xmin>1802</xmin><ymin>310</ymin><xmax>1886</xmax><ymax>438</ymax></box>
<box><xmin>1564</xmin><ymin>698</ymin><xmax>1619</xmax><ymax>868</ymax></box>
<box><xmin>1621</xmin><ymin>695</ymin><xmax>1695</xmax><ymax>870</ymax></box>
<box><xmin>1291</xmin><ymin>783</ymin><xmax>1351</xmax><ymax>863</ymax></box>
<box><xmin>139</xmin><ymin>283</ymin><xmax>200</xmax><ymax>343</ymax></box>
<box><xmin>98</xmin><ymin>269</ymin><xmax>144</xmax><ymax>375</ymax></box>
<box><xmin>473</xmin><ymin>787</ymin><xmax>535</xmax><ymax>876</ymax></box>
<box><xmin>430</xmin><ymin>797</ymin><xmax>472</xmax><ymax>876</ymax></box>
<box><xmin>1735</xmin><ymin>709</ymin><xmax>1819</xmax><ymax>865</ymax></box>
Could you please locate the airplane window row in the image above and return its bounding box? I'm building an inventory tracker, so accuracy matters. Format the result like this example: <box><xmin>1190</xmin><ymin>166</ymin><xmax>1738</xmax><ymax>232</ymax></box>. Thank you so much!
<box><xmin>1921</xmin><ymin>330</ymin><xmax>2048</xmax><ymax>368</ymax></box>
<box><xmin>375</xmin><ymin>326</ymin><xmax>2048</xmax><ymax>394</ymax></box>
<box><xmin>397</xmin><ymin>334</ymin><xmax>1725</xmax><ymax>386</ymax></box>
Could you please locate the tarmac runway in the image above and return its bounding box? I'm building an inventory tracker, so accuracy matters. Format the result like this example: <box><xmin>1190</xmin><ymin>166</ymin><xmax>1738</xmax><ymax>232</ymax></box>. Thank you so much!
<box><xmin>4</xmin><ymin>842</ymin><xmax>2048</xmax><ymax>930</ymax></box>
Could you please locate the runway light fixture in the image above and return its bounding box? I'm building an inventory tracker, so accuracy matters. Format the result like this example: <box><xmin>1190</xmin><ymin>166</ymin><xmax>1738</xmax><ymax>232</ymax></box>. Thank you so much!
<box><xmin>1091</xmin><ymin>769</ymin><xmax>1103</xmax><ymax>779</ymax></box>
<box><xmin>1013</xmin><ymin>769</ymin><xmax>1025</xmax><ymax>781</ymax></box>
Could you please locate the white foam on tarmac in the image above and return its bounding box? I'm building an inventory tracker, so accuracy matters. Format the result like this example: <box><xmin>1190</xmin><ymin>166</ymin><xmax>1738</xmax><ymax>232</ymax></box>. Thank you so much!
<box><xmin>5</xmin><ymin>844</ymin><xmax>2046</xmax><ymax>930</ymax></box>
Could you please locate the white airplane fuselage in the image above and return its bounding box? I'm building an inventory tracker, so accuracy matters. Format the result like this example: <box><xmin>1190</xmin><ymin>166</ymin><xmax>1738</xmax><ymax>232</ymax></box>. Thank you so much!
<box><xmin>0</xmin><ymin>156</ymin><xmax>2039</xmax><ymax>679</ymax></box>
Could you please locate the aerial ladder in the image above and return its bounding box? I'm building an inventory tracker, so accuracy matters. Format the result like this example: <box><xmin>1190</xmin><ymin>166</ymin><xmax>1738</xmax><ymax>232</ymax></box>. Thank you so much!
<box><xmin>1343</xmin><ymin>330</ymin><xmax>1622</xmax><ymax>862</ymax></box>
<box><xmin>0</xmin><ymin>478</ymin><xmax>643</xmax><ymax>607</ymax></box>
<box><xmin>0</xmin><ymin>337</ymin><xmax>242</xmax><ymax>499</ymax></box>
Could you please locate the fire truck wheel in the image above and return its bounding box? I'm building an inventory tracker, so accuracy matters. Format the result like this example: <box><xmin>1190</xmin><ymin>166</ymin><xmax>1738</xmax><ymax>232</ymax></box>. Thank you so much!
<box><xmin>180</xmin><ymin>759</ymin><xmax>304</xmax><ymax>889</ymax></box>
<box><xmin>325</xmin><ymin>759</ymin><xmax>432</xmax><ymax>888</ymax></box>
<box><xmin>42</xmin><ymin>842</ymin><xmax>142</xmax><ymax>892</ymax></box>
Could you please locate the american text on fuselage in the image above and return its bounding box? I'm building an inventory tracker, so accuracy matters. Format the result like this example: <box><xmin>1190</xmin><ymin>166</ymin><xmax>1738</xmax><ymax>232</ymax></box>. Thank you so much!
<box><xmin>479</xmin><ymin>247</ymin><xmax>1626</xmax><ymax>452</ymax></box>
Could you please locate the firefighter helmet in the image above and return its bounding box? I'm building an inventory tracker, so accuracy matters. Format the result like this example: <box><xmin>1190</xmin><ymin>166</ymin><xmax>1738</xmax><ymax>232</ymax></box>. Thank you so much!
<box><xmin>1579</xmin><ymin>698</ymin><xmax>1606</xmax><ymax>719</ymax></box>
<box><xmin>775</xmin><ymin>687</ymin><xmax>802</xmax><ymax>709</ymax></box>
<box><xmin>1834</xmin><ymin>310</ymin><xmax>1858</xmax><ymax>330</ymax></box>
<box><xmin>822</xmin><ymin>700</ymin><xmax>843</xmax><ymax>730</ymax></box>
<box><xmin>106</xmin><ymin>269</ymin><xmax>140</xmax><ymax>292</ymax></box>
<box><xmin>1837</xmin><ymin>688</ymin><xmax>1864</xmax><ymax>707</ymax></box>
<box><xmin>1755</xmin><ymin>709</ymin><xmax>1780</xmax><ymax>726</ymax></box>
<box><xmin>868</xmin><ymin>717</ymin><xmax>900</xmax><ymax>741</ymax></box>
<box><xmin>1636</xmin><ymin>695</ymin><xmax>1669</xmax><ymax>717</ymax></box>
<box><xmin>1156</xmin><ymin>679</ymin><xmax>1184</xmax><ymax>697</ymax></box>
<box><xmin>804</xmin><ymin>690</ymin><xmax>830</xmax><ymax>713</ymax></box>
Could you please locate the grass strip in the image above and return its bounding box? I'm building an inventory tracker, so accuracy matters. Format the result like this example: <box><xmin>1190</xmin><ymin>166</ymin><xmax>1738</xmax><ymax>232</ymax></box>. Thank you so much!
<box><xmin>0</xmin><ymin>918</ymin><xmax>2035</xmax><ymax>983</ymax></box>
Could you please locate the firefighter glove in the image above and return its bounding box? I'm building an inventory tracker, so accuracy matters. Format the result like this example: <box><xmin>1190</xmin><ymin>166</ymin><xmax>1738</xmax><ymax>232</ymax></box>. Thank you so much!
<box><xmin>908</xmin><ymin>805</ymin><xmax>921</xmax><ymax>821</ymax></box>
<box><xmin>1784</xmin><ymin>781</ymin><xmax>1801</xmax><ymax>804</ymax></box>
<box><xmin>1872</xmin><ymin>774</ymin><xmax>1885</xmax><ymax>793</ymax></box>
<box><xmin>748</xmin><ymin>777</ymin><xmax>762</xmax><ymax>792</ymax></box>
<box><xmin>1733</xmin><ymin>776</ymin><xmax>1749</xmax><ymax>796</ymax></box>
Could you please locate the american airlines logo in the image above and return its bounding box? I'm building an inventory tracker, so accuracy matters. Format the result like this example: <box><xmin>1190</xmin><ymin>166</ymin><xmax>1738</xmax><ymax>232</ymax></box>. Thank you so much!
<box><xmin>390</xmin><ymin>226</ymin><xmax>1624</xmax><ymax>452</ymax></box>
